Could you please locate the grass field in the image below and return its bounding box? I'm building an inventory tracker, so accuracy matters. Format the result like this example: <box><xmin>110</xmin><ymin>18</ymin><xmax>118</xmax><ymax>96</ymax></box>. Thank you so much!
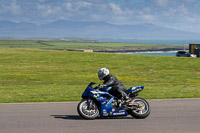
<box><xmin>0</xmin><ymin>40</ymin><xmax>183</xmax><ymax>51</ymax></box>
<box><xmin>0</xmin><ymin>47</ymin><xmax>199</xmax><ymax>103</ymax></box>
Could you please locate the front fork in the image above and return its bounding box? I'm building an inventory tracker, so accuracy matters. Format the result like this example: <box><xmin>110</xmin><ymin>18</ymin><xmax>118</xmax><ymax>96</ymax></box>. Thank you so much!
<box><xmin>86</xmin><ymin>98</ymin><xmax>93</xmax><ymax>109</ymax></box>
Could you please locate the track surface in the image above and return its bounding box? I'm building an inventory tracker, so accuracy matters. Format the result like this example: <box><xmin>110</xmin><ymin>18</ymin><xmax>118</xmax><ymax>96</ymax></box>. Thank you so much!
<box><xmin>0</xmin><ymin>98</ymin><xmax>200</xmax><ymax>133</ymax></box>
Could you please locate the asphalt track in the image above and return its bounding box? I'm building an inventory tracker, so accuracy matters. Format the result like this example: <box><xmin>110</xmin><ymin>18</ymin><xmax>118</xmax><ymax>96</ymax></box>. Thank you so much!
<box><xmin>0</xmin><ymin>98</ymin><xmax>200</xmax><ymax>133</ymax></box>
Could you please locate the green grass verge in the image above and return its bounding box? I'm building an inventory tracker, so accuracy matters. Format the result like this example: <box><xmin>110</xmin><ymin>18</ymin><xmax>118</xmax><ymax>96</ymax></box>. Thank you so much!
<box><xmin>0</xmin><ymin>47</ymin><xmax>200</xmax><ymax>103</ymax></box>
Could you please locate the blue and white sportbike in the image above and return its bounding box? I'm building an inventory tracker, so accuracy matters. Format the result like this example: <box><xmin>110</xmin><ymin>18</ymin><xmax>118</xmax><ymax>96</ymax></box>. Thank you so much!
<box><xmin>77</xmin><ymin>82</ymin><xmax>151</xmax><ymax>120</ymax></box>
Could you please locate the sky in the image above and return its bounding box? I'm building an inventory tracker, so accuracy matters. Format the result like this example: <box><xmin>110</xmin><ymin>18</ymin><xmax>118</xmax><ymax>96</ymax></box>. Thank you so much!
<box><xmin>1</xmin><ymin>0</ymin><xmax>200</xmax><ymax>33</ymax></box>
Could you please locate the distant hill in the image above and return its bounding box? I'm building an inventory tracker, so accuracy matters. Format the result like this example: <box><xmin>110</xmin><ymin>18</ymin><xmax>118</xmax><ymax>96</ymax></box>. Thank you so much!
<box><xmin>0</xmin><ymin>20</ymin><xmax>200</xmax><ymax>39</ymax></box>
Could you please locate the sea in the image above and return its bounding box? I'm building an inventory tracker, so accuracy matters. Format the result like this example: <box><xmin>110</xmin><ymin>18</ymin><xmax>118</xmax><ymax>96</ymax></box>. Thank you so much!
<box><xmin>100</xmin><ymin>39</ymin><xmax>200</xmax><ymax>45</ymax></box>
<box><xmin>100</xmin><ymin>39</ymin><xmax>200</xmax><ymax>56</ymax></box>
<box><xmin>131</xmin><ymin>51</ymin><xmax>177</xmax><ymax>56</ymax></box>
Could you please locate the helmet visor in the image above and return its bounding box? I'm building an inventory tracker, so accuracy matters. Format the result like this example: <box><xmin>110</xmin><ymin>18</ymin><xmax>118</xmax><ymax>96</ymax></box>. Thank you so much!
<box><xmin>98</xmin><ymin>72</ymin><xmax>104</xmax><ymax>80</ymax></box>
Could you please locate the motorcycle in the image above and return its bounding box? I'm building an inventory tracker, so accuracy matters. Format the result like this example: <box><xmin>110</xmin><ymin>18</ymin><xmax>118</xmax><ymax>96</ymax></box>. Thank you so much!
<box><xmin>77</xmin><ymin>82</ymin><xmax>151</xmax><ymax>120</ymax></box>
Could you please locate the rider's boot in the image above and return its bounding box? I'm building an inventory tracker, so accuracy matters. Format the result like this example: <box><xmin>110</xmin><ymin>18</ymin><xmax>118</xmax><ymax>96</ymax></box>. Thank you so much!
<box><xmin>122</xmin><ymin>92</ymin><xmax>131</xmax><ymax>105</ymax></box>
<box><xmin>117</xmin><ymin>99</ymin><xmax>122</xmax><ymax>109</ymax></box>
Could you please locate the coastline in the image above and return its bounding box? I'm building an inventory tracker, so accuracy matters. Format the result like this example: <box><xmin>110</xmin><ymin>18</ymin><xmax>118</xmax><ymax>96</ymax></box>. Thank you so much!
<box><xmin>119</xmin><ymin>50</ymin><xmax>178</xmax><ymax>55</ymax></box>
<box><xmin>93</xmin><ymin>47</ymin><xmax>186</xmax><ymax>53</ymax></box>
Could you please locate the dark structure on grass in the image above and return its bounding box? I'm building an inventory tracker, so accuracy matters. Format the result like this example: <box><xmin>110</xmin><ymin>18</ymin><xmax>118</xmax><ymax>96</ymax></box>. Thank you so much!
<box><xmin>189</xmin><ymin>44</ymin><xmax>200</xmax><ymax>57</ymax></box>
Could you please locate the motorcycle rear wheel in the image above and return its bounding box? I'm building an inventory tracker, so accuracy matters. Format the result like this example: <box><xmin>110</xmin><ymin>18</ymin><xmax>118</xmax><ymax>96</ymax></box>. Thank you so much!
<box><xmin>77</xmin><ymin>99</ymin><xmax>99</xmax><ymax>120</ymax></box>
<box><xmin>129</xmin><ymin>97</ymin><xmax>151</xmax><ymax>119</ymax></box>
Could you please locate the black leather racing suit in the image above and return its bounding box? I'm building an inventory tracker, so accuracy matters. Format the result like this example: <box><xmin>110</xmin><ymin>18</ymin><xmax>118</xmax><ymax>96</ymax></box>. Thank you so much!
<box><xmin>102</xmin><ymin>74</ymin><xmax>128</xmax><ymax>99</ymax></box>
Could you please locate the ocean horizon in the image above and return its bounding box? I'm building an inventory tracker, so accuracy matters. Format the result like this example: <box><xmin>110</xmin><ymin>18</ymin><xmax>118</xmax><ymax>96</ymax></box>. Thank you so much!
<box><xmin>100</xmin><ymin>39</ymin><xmax>200</xmax><ymax>46</ymax></box>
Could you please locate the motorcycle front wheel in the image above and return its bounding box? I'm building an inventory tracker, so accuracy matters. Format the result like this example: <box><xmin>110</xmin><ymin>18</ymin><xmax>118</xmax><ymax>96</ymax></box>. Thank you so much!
<box><xmin>128</xmin><ymin>97</ymin><xmax>151</xmax><ymax>119</ymax></box>
<box><xmin>77</xmin><ymin>99</ymin><xmax>99</xmax><ymax>120</ymax></box>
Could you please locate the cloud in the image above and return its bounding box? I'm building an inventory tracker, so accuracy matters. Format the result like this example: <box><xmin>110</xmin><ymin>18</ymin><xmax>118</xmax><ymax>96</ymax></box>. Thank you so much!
<box><xmin>10</xmin><ymin>0</ymin><xmax>22</xmax><ymax>14</ymax></box>
<box><xmin>0</xmin><ymin>0</ymin><xmax>22</xmax><ymax>15</ymax></box>
<box><xmin>37</xmin><ymin>3</ymin><xmax>61</xmax><ymax>16</ymax></box>
<box><xmin>141</xmin><ymin>15</ymin><xmax>156</xmax><ymax>21</ymax></box>
<box><xmin>64</xmin><ymin>1</ymin><xmax>92</xmax><ymax>12</ymax></box>
<box><xmin>150</xmin><ymin>0</ymin><xmax>169</xmax><ymax>6</ymax></box>
<box><xmin>109</xmin><ymin>3</ymin><xmax>124</xmax><ymax>15</ymax></box>
<box><xmin>178</xmin><ymin>4</ymin><xmax>189</xmax><ymax>15</ymax></box>
<box><xmin>182</xmin><ymin>0</ymin><xmax>197</xmax><ymax>3</ymax></box>
<box><xmin>108</xmin><ymin>3</ymin><xmax>134</xmax><ymax>23</ymax></box>
<box><xmin>65</xmin><ymin>3</ymin><xmax>73</xmax><ymax>11</ymax></box>
<box><xmin>1</xmin><ymin>0</ymin><xmax>200</xmax><ymax>32</ymax></box>
<box><xmin>78</xmin><ymin>1</ymin><xmax>92</xmax><ymax>7</ymax></box>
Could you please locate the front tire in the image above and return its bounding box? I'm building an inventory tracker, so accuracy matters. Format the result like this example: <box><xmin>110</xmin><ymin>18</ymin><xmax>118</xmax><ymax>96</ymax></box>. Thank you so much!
<box><xmin>77</xmin><ymin>99</ymin><xmax>99</xmax><ymax>120</ymax></box>
<box><xmin>129</xmin><ymin>97</ymin><xmax>151</xmax><ymax>119</ymax></box>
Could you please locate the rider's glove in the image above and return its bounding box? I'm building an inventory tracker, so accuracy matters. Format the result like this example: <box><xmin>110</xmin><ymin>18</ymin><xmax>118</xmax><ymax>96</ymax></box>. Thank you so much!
<box><xmin>99</xmin><ymin>84</ymin><xmax>106</xmax><ymax>89</ymax></box>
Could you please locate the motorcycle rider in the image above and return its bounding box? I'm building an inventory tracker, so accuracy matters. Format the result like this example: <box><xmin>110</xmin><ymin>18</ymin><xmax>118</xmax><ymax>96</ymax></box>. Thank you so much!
<box><xmin>98</xmin><ymin>68</ymin><xmax>131</xmax><ymax>104</ymax></box>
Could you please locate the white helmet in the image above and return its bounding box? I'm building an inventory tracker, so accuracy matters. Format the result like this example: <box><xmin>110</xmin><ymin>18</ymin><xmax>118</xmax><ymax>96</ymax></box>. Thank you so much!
<box><xmin>98</xmin><ymin>68</ymin><xmax>109</xmax><ymax>80</ymax></box>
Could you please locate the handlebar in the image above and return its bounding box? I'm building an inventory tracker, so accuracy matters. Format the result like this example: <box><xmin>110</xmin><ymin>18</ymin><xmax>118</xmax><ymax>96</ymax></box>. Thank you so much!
<box><xmin>88</xmin><ymin>82</ymin><xmax>111</xmax><ymax>92</ymax></box>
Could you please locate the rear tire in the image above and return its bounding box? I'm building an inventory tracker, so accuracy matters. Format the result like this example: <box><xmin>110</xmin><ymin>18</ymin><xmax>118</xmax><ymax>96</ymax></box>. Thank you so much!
<box><xmin>129</xmin><ymin>97</ymin><xmax>151</xmax><ymax>119</ymax></box>
<box><xmin>77</xmin><ymin>99</ymin><xmax>99</xmax><ymax>120</ymax></box>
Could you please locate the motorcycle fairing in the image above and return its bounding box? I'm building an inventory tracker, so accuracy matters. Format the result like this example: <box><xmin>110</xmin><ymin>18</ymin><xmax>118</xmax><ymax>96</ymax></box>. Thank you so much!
<box><xmin>81</xmin><ymin>86</ymin><xmax>128</xmax><ymax>117</ymax></box>
<box><xmin>100</xmin><ymin>96</ymin><xmax>128</xmax><ymax>117</ymax></box>
<box><xmin>125</xmin><ymin>86</ymin><xmax>144</xmax><ymax>94</ymax></box>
